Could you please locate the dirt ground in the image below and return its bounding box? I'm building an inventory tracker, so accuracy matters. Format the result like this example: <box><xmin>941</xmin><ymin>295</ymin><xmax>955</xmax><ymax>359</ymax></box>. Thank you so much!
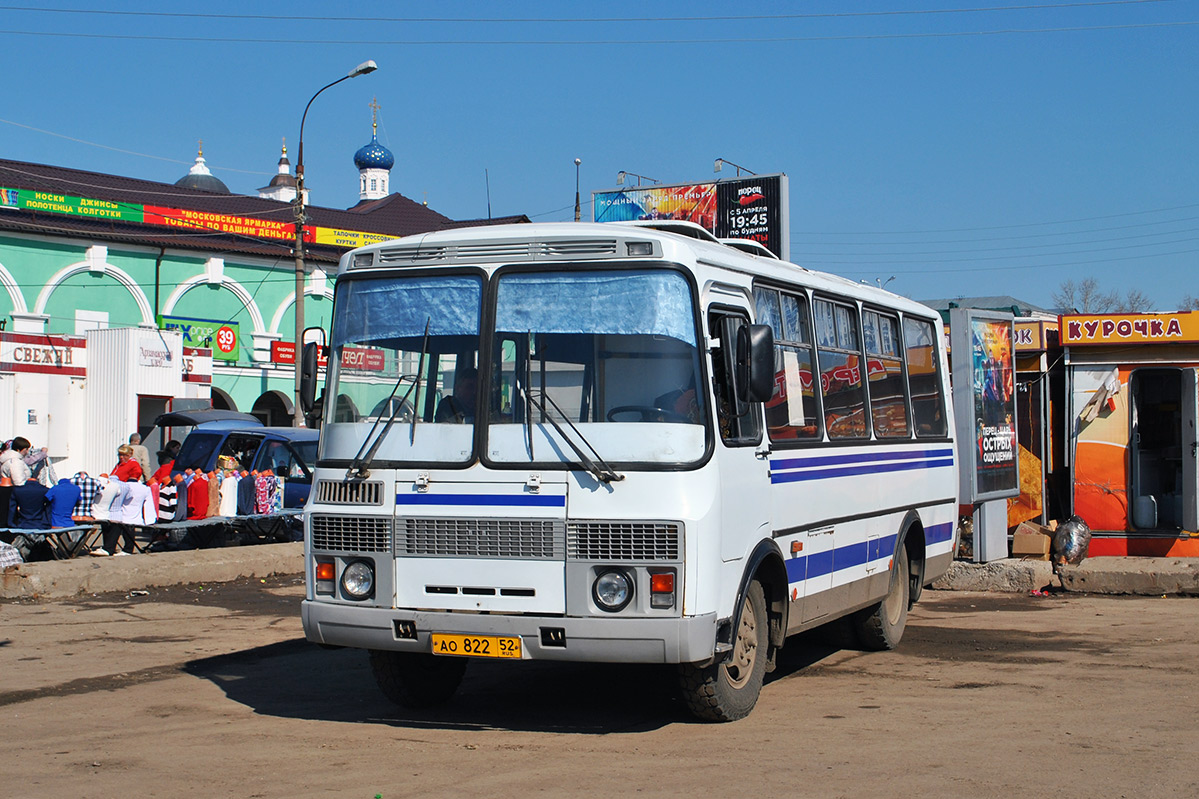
<box><xmin>2</xmin><ymin>578</ymin><xmax>1195</xmax><ymax>799</ymax></box>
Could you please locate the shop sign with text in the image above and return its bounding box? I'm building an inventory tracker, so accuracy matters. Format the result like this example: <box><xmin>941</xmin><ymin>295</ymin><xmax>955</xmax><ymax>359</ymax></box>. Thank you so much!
<box><xmin>1060</xmin><ymin>312</ymin><xmax>1199</xmax><ymax>345</ymax></box>
<box><xmin>158</xmin><ymin>315</ymin><xmax>240</xmax><ymax>362</ymax></box>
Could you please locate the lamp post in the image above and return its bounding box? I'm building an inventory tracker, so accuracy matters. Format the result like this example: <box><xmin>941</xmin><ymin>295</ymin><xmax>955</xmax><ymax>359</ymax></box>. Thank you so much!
<box><xmin>573</xmin><ymin>158</ymin><xmax>582</xmax><ymax>222</ymax></box>
<box><xmin>713</xmin><ymin>158</ymin><xmax>757</xmax><ymax>177</ymax></box>
<box><xmin>293</xmin><ymin>59</ymin><xmax>377</xmax><ymax>427</ymax></box>
<box><xmin>616</xmin><ymin>170</ymin><xmax>660</xmax><ymax>186</ymax></box>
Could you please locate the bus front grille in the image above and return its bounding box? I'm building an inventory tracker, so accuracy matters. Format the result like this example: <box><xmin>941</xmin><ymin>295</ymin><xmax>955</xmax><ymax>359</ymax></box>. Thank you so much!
<box><xmin>314</xmin><ymin>480</ymin><xmax>384</xmax><ymax>506</ymax></box>
<box><xmin>310</xmin><ymin>514</ymin><xmax>393</xmax><ymax>553</ymax></box>
<box><xmin>567</xmin><ymin>521</ymin><xmax>682</xmax><ymax>561</ymax></box>
<box><xmin>396</xmin><ymin>518</ymin><xmax>565</xmax><ymax>559</ymax></box>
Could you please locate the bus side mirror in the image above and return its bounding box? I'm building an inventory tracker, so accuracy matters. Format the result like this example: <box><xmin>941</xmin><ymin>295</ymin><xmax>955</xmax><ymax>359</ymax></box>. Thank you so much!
<box><xmin>299</xmin><ymin>342</ymin><xmax>320</xmax><ymax>414</ymax></box>
<box><xmin>737</xmin><ymin>324</ymin><xmax>775</xmax><ymax>403</ymax></box>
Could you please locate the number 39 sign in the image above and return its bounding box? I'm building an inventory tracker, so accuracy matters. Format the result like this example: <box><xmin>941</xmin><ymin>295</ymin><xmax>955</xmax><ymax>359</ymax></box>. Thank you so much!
<box><xmin>158</xmin><ymin>314</ymin><xmax>241</xmax><ymax>362</ymax></box>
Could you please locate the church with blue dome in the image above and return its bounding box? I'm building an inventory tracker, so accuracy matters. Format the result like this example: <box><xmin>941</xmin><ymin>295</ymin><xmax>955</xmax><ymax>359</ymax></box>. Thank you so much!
<box><xmin>354</xmin><ymin>98</ymin><xmax>394</xmax><ymax>201</ymax></box>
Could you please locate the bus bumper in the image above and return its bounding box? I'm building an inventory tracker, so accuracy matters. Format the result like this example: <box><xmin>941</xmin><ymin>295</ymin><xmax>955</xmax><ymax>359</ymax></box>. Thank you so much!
<box><xmin>302</xmin><ymin>600</ymin><xmax>719</xmax><ymax>664</ymax></box>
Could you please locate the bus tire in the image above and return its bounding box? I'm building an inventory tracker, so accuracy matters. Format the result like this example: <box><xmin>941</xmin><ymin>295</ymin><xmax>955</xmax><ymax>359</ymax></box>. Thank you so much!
<box><xmin>369</xmin><ymin>650</ymin><xmax>467</xmax><ymax>709</ymax></box>
<box><xmin>677</xmin><ymin>580</ymin><xmax>768</xmax><ymax>722</ymax></box>
<box><xmin>852</xmin><ymin>549</ymin><xmax>910</xmax><ymax>651</ymax></box>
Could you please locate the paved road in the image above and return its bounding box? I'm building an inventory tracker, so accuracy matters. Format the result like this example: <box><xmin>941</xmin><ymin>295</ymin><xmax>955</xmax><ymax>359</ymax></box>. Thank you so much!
<box><xmin>3</xmin><ymin>579</ymin><xmax>1195</xmax><ymax>798</ymax></box>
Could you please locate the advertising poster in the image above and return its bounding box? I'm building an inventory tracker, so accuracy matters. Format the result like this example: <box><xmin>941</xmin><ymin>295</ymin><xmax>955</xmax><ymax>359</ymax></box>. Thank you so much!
<box><xmin>593</xmin><ymin>174</ymin><xmax>789</xmax><ymax>260</ymax></box>
<box><xmin>593</xmin><ymin>183</ymin><xmax>717</xmax><ymax>228</ymax></box>
<box><xmin>714</xmin><ymin>176</ymin><xmax>787</xmax><ymax>258</ymax></box>
<box><xmin>950</xmin><ymin>309</ymin><xmax>1019</xmax><ymax>502</ymax></box>
<box><xmin>158</xmin><ymin>315</ymin><xmax>240</xmax><ymax>362</ymax></box>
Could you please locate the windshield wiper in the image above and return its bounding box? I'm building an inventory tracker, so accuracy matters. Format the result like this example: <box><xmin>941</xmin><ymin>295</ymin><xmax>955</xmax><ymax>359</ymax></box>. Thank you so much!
<box><xmin>528</xmin><ymin>389</ymin><xmax>624</xmax><ymax>485</ymax></box>
<box><xmin>523</xmin><ymin>330</ymin><xmax>534</xmax><ymax>460</ymax></box>
<box><xmin>346</xmin><ymin>319</ymin><xmax>430</xmax><ymax>479</ymax></box>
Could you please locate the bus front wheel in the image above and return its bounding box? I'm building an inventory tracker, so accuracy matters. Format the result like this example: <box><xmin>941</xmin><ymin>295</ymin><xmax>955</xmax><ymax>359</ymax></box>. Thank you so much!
<box><xmin>677</xmin><ymin>580</ymin><xmax>768</xmax><ymax>722</ymax></box>
<box><xmin>852</xmin><ymin>549</ymin><xmax>910</xmax><ymax>651</ymax></box>
<box><xmin>369</xmin><ymin>650</ymin><xmax>468</xmax><ymax>709</ymax></box>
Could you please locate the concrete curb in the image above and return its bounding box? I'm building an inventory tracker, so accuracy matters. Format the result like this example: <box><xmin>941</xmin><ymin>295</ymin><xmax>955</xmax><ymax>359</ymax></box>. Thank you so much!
<box><xmin>1058</xmin><ymin>557</ymin><xmax>1199</xmax><ymax>596</ymax></box>
<box><xmin>930</xmin><ymin>558</ymin><xmax>1056</xmax><ymax>593</ymax></box>
<box><xmin>0</xmin><ymin>542</ymin><xmax>304</xmax><ymax>599</ymax></box>
<box><xmin>5</xmin><ymin>547</ymin><xmax>1199</xmax><ymax>600</ymax></box>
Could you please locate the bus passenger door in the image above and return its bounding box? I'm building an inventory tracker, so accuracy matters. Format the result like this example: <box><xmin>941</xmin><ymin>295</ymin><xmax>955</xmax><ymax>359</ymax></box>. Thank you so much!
<box><xmin>709</xmin><ymin>310</ymin><xmax>772</xmax><ymax>565</ymax></box>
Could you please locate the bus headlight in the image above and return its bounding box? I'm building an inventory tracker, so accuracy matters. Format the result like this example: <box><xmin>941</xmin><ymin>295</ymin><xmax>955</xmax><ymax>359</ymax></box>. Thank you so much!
<box><xmin>593</xmin><ymin>569</ymin><xmax>633</xmax><ymax>612</ymax></box>
<box><xmin>341</xmin><ymin>560</ymin><xmax>375</xmax><ymax>600</ymax></box>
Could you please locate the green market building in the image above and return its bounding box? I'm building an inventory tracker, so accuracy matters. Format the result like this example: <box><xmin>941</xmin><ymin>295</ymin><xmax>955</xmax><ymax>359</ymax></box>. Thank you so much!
<box><xmin>0</xmin><ymin>136</ymin><xmax>524</xmax><ymax>474</ymax></box>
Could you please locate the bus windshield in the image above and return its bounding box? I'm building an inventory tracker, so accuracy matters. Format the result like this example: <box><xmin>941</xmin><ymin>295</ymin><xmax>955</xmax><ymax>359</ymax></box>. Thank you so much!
<box><xmin>318</xmin><ymin>267</ymin><xmax>707</xmax><ymax>468</ymax></box>
<box><xmin>488</xmin><ymin>268</ymin><xmax>707</xmax><ymax>466</ymax></box>
<box><xmin>319</xmin><ymin>274</ymin><xmax>483</xmax><ymax>465</ymax></box>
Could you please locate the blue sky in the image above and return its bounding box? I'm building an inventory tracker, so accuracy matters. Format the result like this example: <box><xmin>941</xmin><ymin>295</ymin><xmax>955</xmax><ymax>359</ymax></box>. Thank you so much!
<box><xmin>3</xmin><ymin>1</ymin><xmax>1196</xmax><ymax>311</ymax></box>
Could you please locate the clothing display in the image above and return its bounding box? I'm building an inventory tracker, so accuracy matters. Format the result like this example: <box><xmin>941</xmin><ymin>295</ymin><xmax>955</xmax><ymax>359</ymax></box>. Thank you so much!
<box><xmin>45</xmin><ymin>478</ymin><xmax>81</xmax><ymax>528</ymax></box>
<box><xmin>237</xmin><ymin>472</ymin><xmax>256</xmax><ymax>515</ymax></box>
<box><xmin>11</xmin><ymin>482</ymin><xmax>50</xmax><ymax>529</ymax></box>
<box><xmin>254</xmin><ymin>474</ymin><xmax>277</xmax><ymax>514</ymax></box>
<box><xmin>70</xmin><ymin>473</ymin><xmax>101</xmax><ymax>518</ymax></box>
<box><xmin>218</xmin><ymin>472</ymin><xmax>239</xmax><ymax>516</ymax></box>
<box><xmin>157</xmin><ymin>482</ymin><xmax>179</xmax><ymax>523</ymax></box>
<box><xmin>186</xmin><ymin>472</ymin><xmax>210</xmax><ymax>519</ymax></box>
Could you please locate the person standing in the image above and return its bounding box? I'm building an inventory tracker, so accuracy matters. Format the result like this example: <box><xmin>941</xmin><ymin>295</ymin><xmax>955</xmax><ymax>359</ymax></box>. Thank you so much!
<box><xmin>111</xmin><ymin>445</ymin><xmax>143</xmax><ymax>483</ymax></box>
<box><xmin>129</xmin><ymin>433</ymin><xmax>152</xmax><ymax>483</ymax></box>
<box><xmin>0</xmin><ymin>437</ymin><xmax>34</xmax><ymax>485</ymax></box>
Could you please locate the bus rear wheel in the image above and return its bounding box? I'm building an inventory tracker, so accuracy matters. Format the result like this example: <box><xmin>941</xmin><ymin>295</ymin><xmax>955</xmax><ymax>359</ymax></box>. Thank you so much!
<box><xmin>677</xmin><ymin>580</ymin><xmax>768</xmax><ymax>722</ymax></box>
<box><xmin>369</xmin><ymin>650</ymin><xmax>467</xmax><ymax>709</ymax></box>
<box><xmin>852</xmin><ymin>549</ymin><xmax>910</xmax><ymax>651</ymax></box>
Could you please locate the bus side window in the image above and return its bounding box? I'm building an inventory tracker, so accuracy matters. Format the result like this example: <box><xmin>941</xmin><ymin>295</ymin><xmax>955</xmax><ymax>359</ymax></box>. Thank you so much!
<box><xmin>814</xmin><ymin>298</ymin><xmax>869</xmax><ymax>440</ymax></box>
<box><xmin>709</xmin><ymin>310</ymin><xmax>762</xmax><ymax>446</ymax></box>
<box><xmin>753</xmin><ymin>286</ymin><xmax>821</xmax><ymax>442</ymax></box>
<box><xmin>903</xmin><ymin>317</ymin><xmax>948</xmax><ymax>437</ymax></box>
<box><xmin>864</xmin><ymin>310</ymin><xmax>911</xmax><ymax>438</ymax></box>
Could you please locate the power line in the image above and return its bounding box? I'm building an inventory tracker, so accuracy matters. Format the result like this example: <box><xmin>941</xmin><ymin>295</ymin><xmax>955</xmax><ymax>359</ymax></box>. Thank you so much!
<box><xmin>792</xmin><ymin>224</ymin><xmax>1199</xmax><ymax>257</ymax></box>
<box><xmin>2</xmin><ymin>20</ymin><xmax>1195</xmax><ymax>45</ymax></box>
<box><xmin>0</xmin><ymin>2</ymin><xmax>1173</xmax><ymax>24</ymax></box>
<box><xmin>834</xmin><ymin>245</ymin><xmax>1199</xmax><ymax>274</ymax></box>
<box><xmin>0</xmin><ymin>117</ymin><xmax>270</xmax><ymax>176</ymax></box>
<box><xmin>792</xmin><ymin>201</ymin><xmax>1199</xmax><ymax>236</ymax></box>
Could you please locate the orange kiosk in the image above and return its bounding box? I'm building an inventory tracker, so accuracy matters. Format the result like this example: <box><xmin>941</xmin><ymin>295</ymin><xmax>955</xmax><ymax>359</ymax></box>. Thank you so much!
<box><xmin>1063</xmin><ymin>311</ymin><xmax>1199</xmax><ymax>556</ymax></box>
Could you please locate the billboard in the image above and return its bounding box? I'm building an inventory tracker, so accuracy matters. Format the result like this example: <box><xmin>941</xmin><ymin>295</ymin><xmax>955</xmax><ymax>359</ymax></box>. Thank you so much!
<box><xmin>0</xmin><ymin>185</ymin><xmax>394</xmax><ymax>250</ymax></box>
<box><xmin>950</xmin><ymin>309</ymin><xmax>1019</xmax><ymax>502</ymax></box>
<box><xmin>593</xmin><ymin>174</ymin><xmax>789</xmax><ymax>260</ymax></box>
<box><xmin>158</xmin><ymin>315</ymin><xmax>240</xmax><ymax>362</ymax></box>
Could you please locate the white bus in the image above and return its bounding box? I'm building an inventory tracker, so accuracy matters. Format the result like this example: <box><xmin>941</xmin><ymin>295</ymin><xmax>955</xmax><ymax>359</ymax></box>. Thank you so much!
<box><xmin>300</xmin><ymin>222</ymin><xmax>958</xmax><ymax>721</ymax></box>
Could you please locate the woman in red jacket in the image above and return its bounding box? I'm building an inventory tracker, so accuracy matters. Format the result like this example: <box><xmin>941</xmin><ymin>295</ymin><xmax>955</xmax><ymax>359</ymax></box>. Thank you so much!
<box><xmin>111</xmin><ymin>445</ymin><xmax>143</xmax><ymax>482</ymax></box>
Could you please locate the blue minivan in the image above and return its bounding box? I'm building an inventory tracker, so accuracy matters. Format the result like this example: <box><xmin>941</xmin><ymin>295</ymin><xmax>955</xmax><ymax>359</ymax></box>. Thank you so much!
<box><xmin>155</xmin><ymin>410</ymin><xmax>318</xmax><ymax>509</ymax></box>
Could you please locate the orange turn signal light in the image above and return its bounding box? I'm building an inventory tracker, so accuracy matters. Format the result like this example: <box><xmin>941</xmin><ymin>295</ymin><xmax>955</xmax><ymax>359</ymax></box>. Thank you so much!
<box><xmin>315</xmin><ymin>561</ymin><xmax>335</xmax><ymax>581</ymax></box>
<box><xmin>650</xmin><ymin>573</ymin><xmax>675</xmax><ymax>594</ymax></box>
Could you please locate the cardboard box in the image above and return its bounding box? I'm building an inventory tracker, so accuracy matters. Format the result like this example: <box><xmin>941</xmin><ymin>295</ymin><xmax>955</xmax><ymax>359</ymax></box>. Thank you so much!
<box><xmin>1012</xmin><ymin>522</ymin><xmax>1051</xmax><ymax>560</ymax></box>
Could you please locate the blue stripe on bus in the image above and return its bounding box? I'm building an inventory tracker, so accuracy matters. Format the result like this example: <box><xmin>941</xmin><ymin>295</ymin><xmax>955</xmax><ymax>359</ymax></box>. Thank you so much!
<box><xmin>395</xmin><ymin>493</ymin><xmax>566</xmax><ymax>507</ymax></box>
<box><xmin>771</xmin><ymin>457</ymin><xmax>955</xmax><ymax>484</ymax></box>
<box><xmin>772</xmin><ymin>448</ymin><xmax>954</xmax><ymax>472</ymax></box>
<box><xmin>924</xmin><ymin>522</ymin><xmax>955</xmax><ymax>545</ymax></box>
<box><xmin>783</xmin><ymin>533</ymin><xmax>899</xmax><ymax>584</ymax></box>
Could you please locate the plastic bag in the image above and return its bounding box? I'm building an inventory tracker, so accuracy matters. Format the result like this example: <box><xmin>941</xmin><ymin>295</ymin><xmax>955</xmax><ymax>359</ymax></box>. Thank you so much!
<box><xmin>1052</xmin><ymin>516</ymin><xmax>1091</xmax><ymax>565</ymax></box>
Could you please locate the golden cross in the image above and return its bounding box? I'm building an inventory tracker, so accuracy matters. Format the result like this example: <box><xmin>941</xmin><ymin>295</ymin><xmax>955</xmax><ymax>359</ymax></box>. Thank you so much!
<box><xmin>369</xmin><ymin>97</ymin><xmax>381</xmax><ymax>132</ymax></box>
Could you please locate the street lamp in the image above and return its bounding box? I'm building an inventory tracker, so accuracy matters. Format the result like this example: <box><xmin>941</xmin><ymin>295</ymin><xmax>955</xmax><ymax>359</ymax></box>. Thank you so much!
<box><xmin>574</xmin><ymin>158</ymin><xmax>582</xmax><ymax>222</ymax></box>
<box><xmin>713</xmin><ymin>158</ymin><xmax>756</xmax><ymax>177</ymax></box>
<box><xmin>616</xmin><ymin>170</ymin><xmax>660</xmax><ymax>186</ymax></box>
<box><xmin>293</xmin><ymin>59</ymin><xmax>377</xmax><ymax>427</ymax></box>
